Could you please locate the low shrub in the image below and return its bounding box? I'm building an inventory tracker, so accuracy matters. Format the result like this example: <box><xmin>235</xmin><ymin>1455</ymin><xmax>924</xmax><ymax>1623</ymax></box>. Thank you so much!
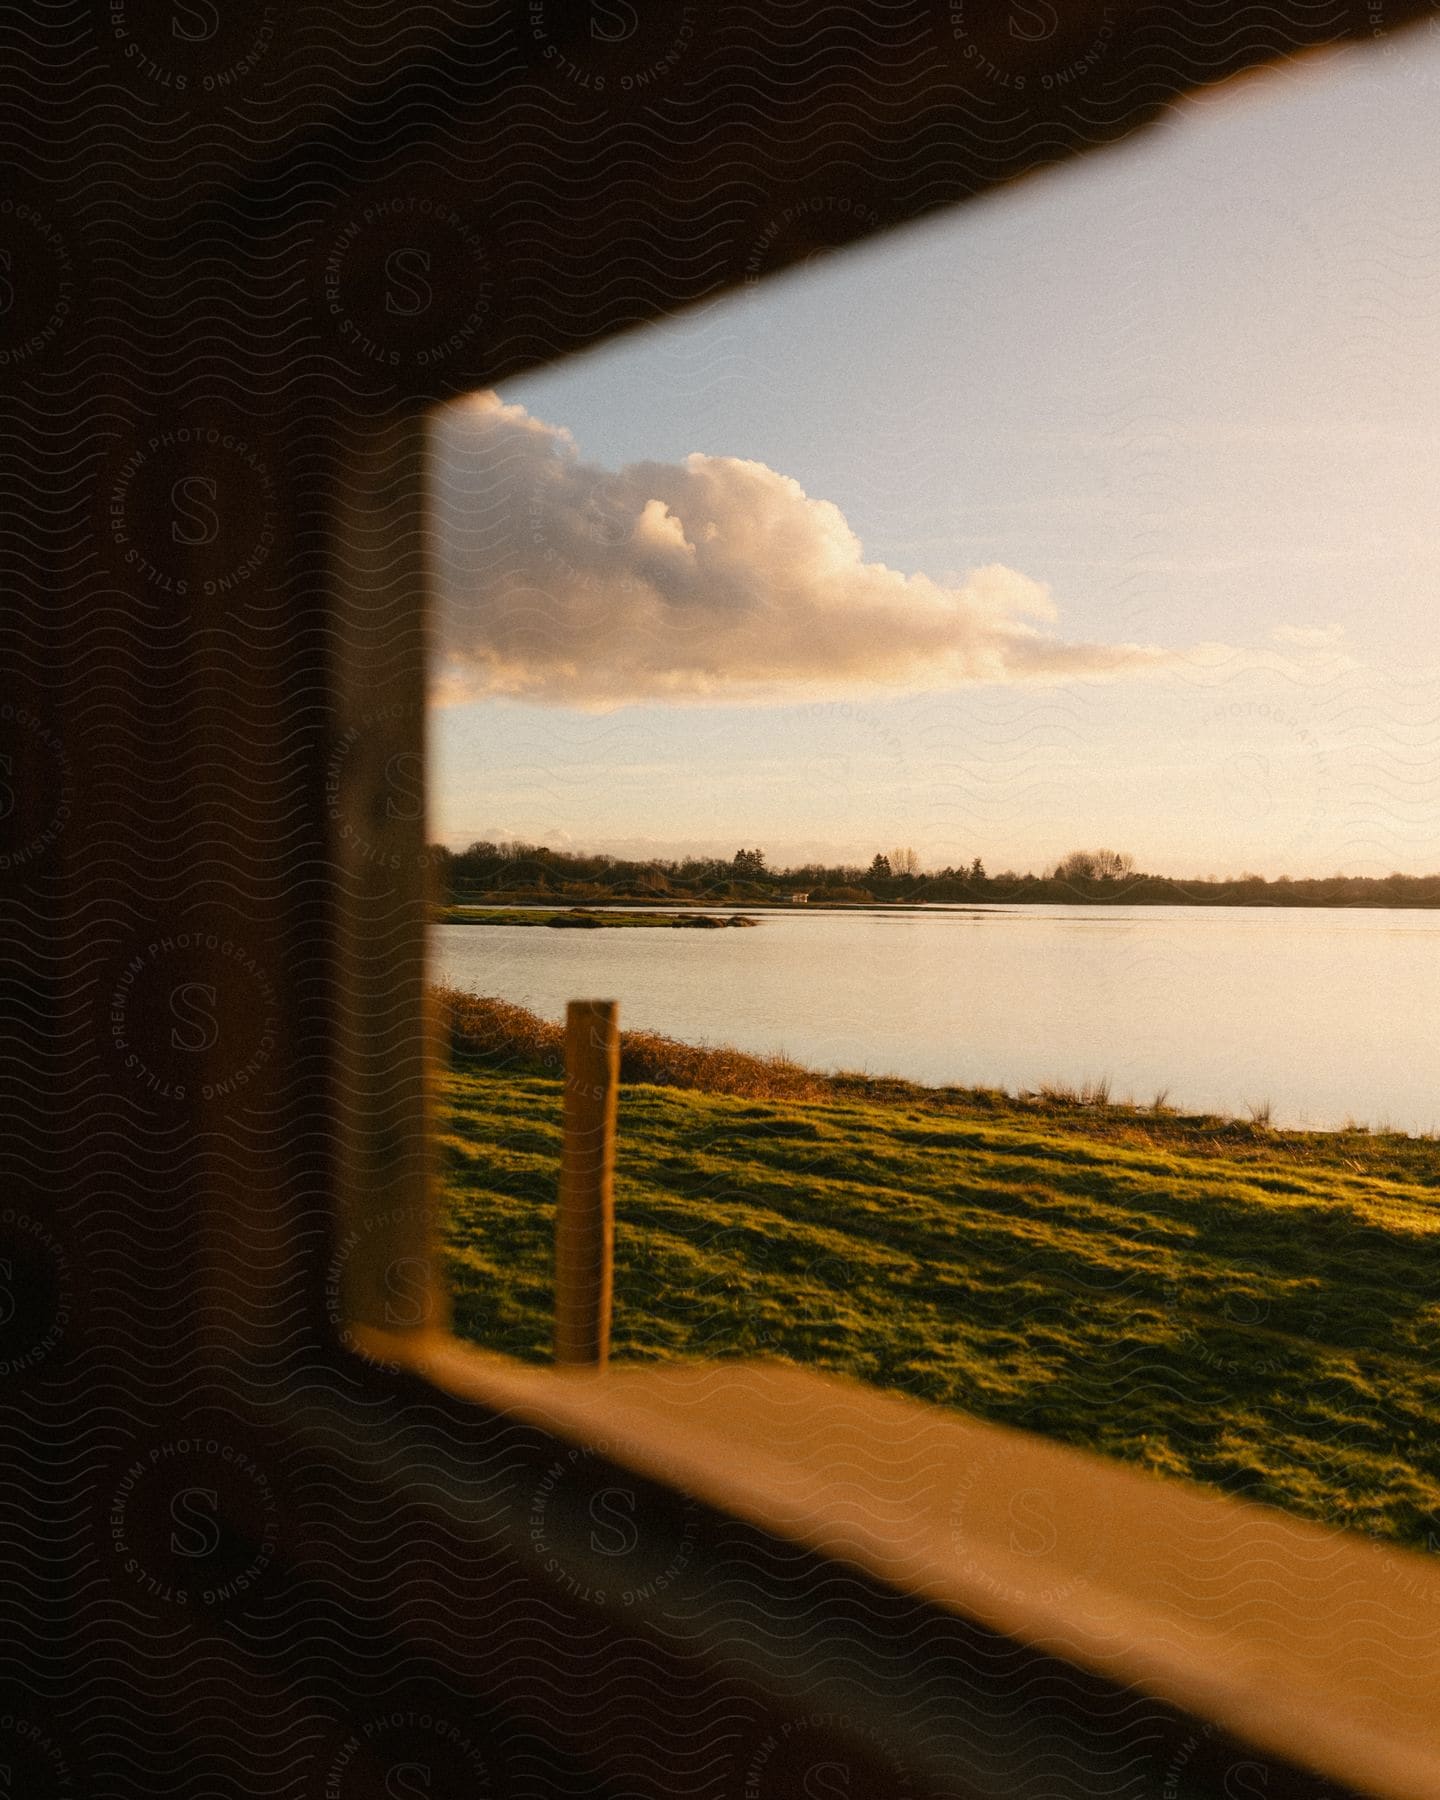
<box><xmin>433</xmin><ymin>986</ymin><xmax>829</xmax><ymax>1101</ymax></box>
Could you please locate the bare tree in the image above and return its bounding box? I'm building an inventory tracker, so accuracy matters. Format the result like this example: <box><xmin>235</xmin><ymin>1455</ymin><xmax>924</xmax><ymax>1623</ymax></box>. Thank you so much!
<box><xmin>1057</xmin><ymin>848</ymin><xmax>1134</xmax><ymax>881</ymax></box>
<box><xmin>889</xmin><ymin>846</ymin><xmax>921</xmax><ymax>877</ymax></box>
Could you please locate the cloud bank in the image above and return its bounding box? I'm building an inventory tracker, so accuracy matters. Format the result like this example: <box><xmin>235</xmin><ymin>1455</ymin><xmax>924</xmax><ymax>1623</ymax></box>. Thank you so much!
<box><xmin>431</xmin><ymin>392</ymin><xmax>1170</xmax><ymax>709</ymax></box>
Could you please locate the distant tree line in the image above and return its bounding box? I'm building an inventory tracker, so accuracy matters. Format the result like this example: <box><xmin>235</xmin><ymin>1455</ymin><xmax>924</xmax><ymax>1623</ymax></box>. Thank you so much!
<box><xmin>431</xmin><ymin>839</ymin><xmax>1440</xmax><ymax>909</ymax></box>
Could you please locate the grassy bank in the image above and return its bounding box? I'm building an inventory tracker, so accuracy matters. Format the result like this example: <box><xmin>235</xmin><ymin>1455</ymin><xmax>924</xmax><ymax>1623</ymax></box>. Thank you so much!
<box><xmin>436</xmin><ymin>992</ymin><xmax>1440</xmax><ymax>1550</ymax></box>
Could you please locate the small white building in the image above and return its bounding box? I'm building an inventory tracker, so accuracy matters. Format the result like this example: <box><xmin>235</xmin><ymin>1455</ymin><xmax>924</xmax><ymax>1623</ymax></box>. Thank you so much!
<box><xmin>789</xmin><ymin>891</ymin><xmax>810</xmax><ymax>904</ymax></box>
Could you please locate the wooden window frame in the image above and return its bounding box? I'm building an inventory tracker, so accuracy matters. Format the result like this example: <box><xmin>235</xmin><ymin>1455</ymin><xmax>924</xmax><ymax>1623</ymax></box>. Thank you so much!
<box><xmin>324</xmin><ymin>404</ymin><xmax>1440</xmax><ymax>1800</ymax></box>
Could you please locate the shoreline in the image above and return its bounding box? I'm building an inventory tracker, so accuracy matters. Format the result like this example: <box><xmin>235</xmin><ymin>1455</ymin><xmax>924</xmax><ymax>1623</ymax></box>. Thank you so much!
<box><xmin>443</xmin><ymin>893</ymin><xmax>1440</xmax><ymax>914</ymax></box>
<box><xmin>433</xmin><ymin>988</ymin><xmax>1438</xmax><ymax>1154</ymax></box>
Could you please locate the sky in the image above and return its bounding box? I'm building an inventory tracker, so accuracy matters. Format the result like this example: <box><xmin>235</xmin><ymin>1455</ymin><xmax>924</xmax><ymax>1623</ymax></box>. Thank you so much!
<box><xmin>430</xmin><ymin>35</ymin><xmax>1440</xmax><ymax>878</ymax></box>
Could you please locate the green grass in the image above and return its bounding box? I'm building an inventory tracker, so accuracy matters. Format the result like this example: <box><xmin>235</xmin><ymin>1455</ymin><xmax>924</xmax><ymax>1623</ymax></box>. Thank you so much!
<box><xmin>438</xmin><ymin>1051</ymin><xmax>1440</xmax><ymax>1552</ymax></box>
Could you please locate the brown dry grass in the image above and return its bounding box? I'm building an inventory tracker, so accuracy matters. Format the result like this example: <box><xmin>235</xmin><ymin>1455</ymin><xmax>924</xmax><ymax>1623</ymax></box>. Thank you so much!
<box><xmin>434</xmin><ymin>985</ymin><xmax>830</xmax><ymax>1102</ymax></box>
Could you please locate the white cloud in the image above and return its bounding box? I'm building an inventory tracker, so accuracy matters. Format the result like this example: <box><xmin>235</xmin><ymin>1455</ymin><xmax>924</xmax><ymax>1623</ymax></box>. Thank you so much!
<box><xmin>1269</xmin><ymin>622</ymin><xmax>1346</xmax><ymax>649</ymax></box>
<box><xmin>431</xmin><ymin>392</ymin><xmax>1173</xmax><ymax>709</ymax></box>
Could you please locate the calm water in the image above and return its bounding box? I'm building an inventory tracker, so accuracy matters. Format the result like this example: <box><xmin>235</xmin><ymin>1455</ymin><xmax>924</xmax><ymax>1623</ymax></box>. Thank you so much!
<box><xmin>434</xmin><ymin>905</ymin><xmax>1440</xmax><ymax>1132</ymax></box>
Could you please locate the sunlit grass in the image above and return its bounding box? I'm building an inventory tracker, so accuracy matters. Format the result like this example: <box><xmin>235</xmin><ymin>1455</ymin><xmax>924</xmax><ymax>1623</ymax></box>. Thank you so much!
<box><xmin>436</xmin><ymin>995</ymin><xmax>1440</xmax><ymax>1550</ymax></box>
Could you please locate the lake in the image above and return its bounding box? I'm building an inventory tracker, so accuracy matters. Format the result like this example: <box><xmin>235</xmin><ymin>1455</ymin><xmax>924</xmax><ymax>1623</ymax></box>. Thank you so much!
<box><xmin>434</xmin><ymin>904</ymin><xmax>1440</xmax><ymax>1133</ymax></box>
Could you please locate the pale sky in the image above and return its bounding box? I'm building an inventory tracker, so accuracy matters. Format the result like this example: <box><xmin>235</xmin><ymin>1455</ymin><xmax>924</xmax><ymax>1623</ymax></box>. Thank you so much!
<box><xmin>430</xmin><ymin>36</ymin><xmax>1440</xmax><ymax>878</ymax></box>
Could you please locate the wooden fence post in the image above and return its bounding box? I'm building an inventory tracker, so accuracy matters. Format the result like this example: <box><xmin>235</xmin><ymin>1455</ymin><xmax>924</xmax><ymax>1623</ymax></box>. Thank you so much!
<box><xmin>554</xmin><ymin>999</ymin><xmax>619</xmax><ymax>1368</ymax></box>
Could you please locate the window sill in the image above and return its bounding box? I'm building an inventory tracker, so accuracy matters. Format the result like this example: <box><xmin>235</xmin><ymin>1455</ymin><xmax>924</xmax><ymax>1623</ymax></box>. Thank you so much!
<box><xmin>357</xmin><ymin>1326</ymin><xmax>1440</xmax><ymax>1800</ymax></box>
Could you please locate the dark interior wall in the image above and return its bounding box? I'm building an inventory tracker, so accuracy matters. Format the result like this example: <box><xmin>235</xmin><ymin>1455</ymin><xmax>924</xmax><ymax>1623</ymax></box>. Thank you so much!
<box><xmin>1</xmin><ymin>4</ymin><xmax>1429</xmax><ymax>1795</ymax></box>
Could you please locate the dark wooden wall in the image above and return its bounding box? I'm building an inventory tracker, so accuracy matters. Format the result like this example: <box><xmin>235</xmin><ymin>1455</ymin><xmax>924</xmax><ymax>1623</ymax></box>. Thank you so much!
<box><xmin>2</xmin><ymin>4</ymin><xmax>1428</xmax><ymax>1794</ymax></box>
